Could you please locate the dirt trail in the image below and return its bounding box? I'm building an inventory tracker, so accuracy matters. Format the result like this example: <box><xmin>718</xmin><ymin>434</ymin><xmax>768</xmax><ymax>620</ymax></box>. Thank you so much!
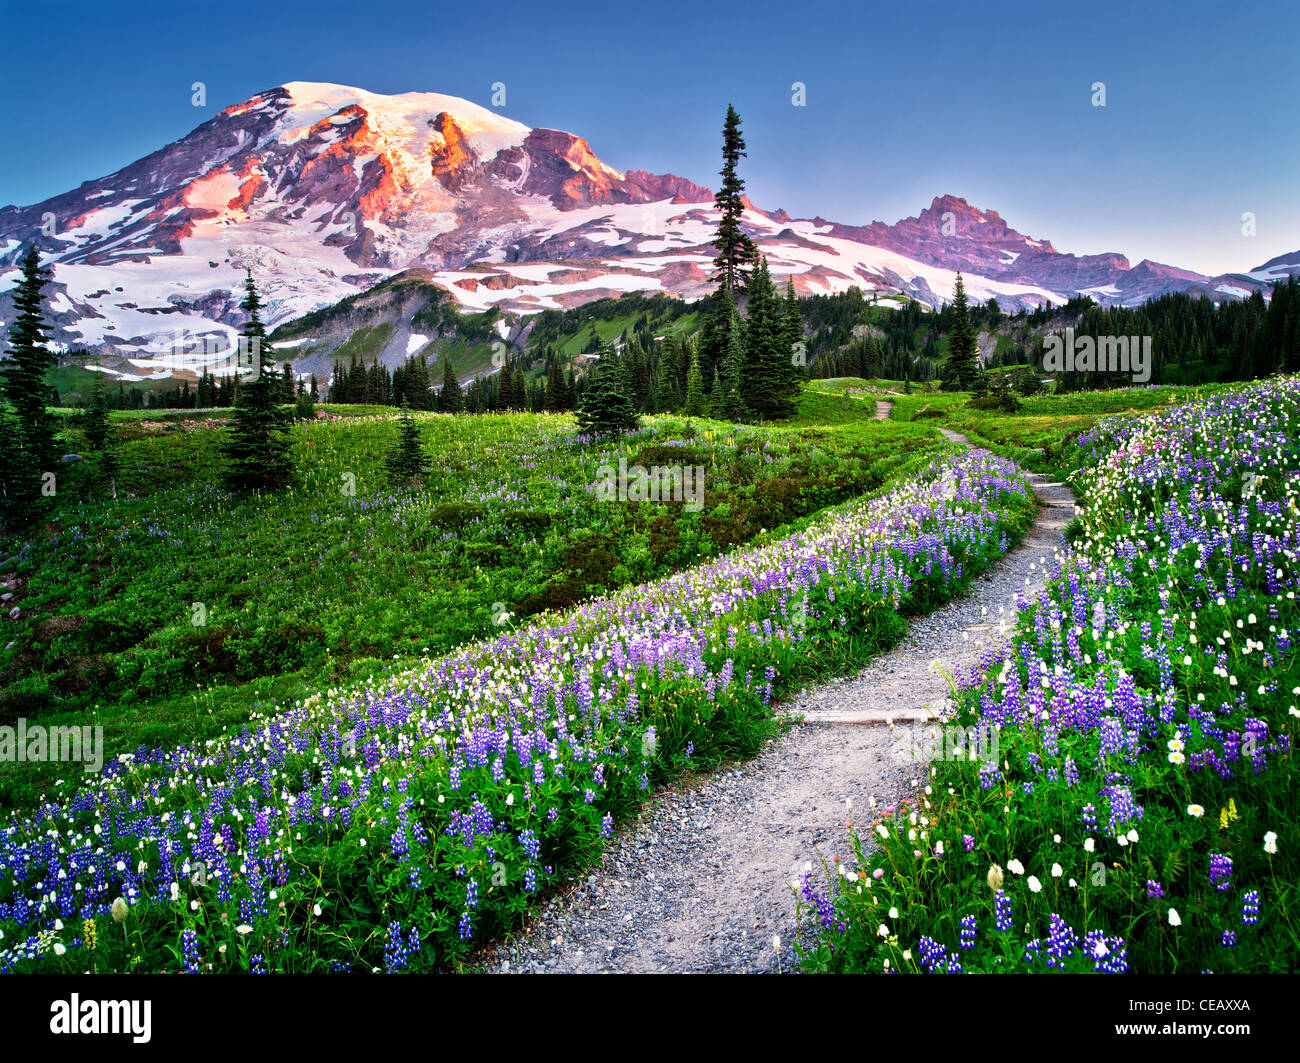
<box><xmin>479</xmin><ymin>429</ymin><xmax>1076</xmax><ymax>973</ymax></box>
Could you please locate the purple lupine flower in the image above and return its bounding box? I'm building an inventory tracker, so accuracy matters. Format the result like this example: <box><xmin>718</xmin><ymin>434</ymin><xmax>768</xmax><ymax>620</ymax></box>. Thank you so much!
<box><xmin>1209</xmin><ymin>853</ymin><xmax>1233</xmax><ymax>892</ymax></box>
<box><xmin>994</xmin><ymin>890</ymin><xmax>1014</xmax><ymax>933</ymax></box>
<box><xmin>181</xmin><ymin>928</ymin><xmax>200</xmax><ymax>973</ymax></box>
<box><xmin>1242</xmin><ymin>890</ymin><xmax>1260</xmax><ymax>925</ymax></box>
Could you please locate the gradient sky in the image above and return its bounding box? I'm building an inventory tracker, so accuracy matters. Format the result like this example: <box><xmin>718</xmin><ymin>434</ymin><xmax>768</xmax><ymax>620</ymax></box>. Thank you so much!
<box><xmin>2</xmin><ymin>0</ymin><xmax>1295</xmax><ymax>275</ymax></box>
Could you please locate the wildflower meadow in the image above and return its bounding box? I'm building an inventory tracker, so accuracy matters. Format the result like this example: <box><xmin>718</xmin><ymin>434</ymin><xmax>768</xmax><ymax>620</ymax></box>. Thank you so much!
<box><xmin>795</xmin><ymin>379</ymin><xmax>1299</xmax><ymax>974</ymax></box>
<box><xmin>0</xmin><ymin>447</ymin><xmax>1034</xmax><ymax>972</ymax></box>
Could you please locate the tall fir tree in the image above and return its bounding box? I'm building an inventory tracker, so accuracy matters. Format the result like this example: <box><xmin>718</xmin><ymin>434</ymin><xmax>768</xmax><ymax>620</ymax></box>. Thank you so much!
<box><xmin>711</xmin><ymin>105</ymin><xmax>758</xmax><ymax>295</ymax></box>
<box><xmin>437</xmin><ymin>357</ymin><xmax>463</xmax><ymax>412</ymax></box>
<box><xmin>576</xmin><ymin>345</ymin><xmax>640</xmax><ymax>437</ymax></box>
<box><xmin>84</xmin><ymin>371</ymin><xmax>111</xmax><ymax>451</ymax></box>
<box><xmin>782</xmin><ymin>279</ymin><xmax>804</xmax><ymax>372</ymax></box>
<box><xmin>385</xmin><ymin>398</ymin><xmax>431</xmax><ymax>485</ymax></box>
<box><xmin>652</xmin><ymin>361</ymin><xmax>679</xmax><ymax>413</ymax></box>
<box><xmin>696</xmin><ymin>283</ymin><xmax>740</xmax><ymax>388</ymax></box>
<box><xmin>939</xmin><ymin>273</ymin><xmax>985</xmax><ymax>393</ymax></box>
<box><xmin>682</xmin><ymin>350</ymin><xmax>706</xmax><ymax>417</ymax></box>
<box><xmin>220</xmin><ymin>272</ymin><xmax>295</xmax><ymax>492</ymax></box>
<box><xmin>544</xmin><ymin>358</ymin><xmax>566</xmax><ymax>412</ymax></box>
<box><xmin>739</xmin><ymin>257</ymin><xmax>800</xmax><ymax>419</ymax></box>
<box><xmin>719</xmin><ymin>318</ymin><xmax>747</xmax><ymax>421</ymax></box>
<box><xmin>0</xmin><ymin>246</ymin><xmax>58</xmax><ymax>529</ymax></box>
<box><xmin>84</xmin><ymin>374</ymin><xmax>119</xmax><ymax>496</ymax></box>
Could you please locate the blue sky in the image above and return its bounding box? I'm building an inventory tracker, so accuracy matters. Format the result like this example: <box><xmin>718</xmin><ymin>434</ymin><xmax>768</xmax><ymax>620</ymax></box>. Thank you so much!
<box><xmin>1</xmin><ymin>0</ymin><xmax>1295</xmax><ymax>275</ymax></box>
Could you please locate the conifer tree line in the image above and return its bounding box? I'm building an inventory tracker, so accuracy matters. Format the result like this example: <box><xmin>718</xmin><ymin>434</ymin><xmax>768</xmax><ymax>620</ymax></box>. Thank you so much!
<box><xmin>804</xmin><ymin>275</ymin><xmax>1300</xmax><ymax>391</ymax></box>
<box><xmin>1057</xmin><ymin>276</ymin><xmax>1300</xmax><ymax>389</ymax></box>
<box><xmin>320</xmin><ymin>349</ymin><xmax>570</xmax><ymax>414</ymax></box>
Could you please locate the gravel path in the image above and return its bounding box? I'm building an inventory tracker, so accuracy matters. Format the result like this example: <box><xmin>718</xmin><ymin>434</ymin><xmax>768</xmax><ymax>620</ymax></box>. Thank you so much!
<box><xmin>476</xmin><ymin>430</ymin><xmax>1076</xmax><ymax>974</ymax></box>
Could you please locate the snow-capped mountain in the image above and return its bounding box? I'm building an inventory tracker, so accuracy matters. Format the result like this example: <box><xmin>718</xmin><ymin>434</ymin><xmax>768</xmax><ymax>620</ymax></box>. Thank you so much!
<box><xmin>0</xmin><ymin>81</ymin><xmax>1294</xmax><ymax>376</ymax></box>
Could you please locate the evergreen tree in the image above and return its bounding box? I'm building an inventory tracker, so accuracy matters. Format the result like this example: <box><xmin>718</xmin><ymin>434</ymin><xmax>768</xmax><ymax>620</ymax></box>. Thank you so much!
<box><xmin>706</xmin><ymin>367</ymin><xmax>724</xmax><ymax>418</ymax></box>
<box><xmin>84</xmin><ymin>372</ymin><xmax>111</xmax><ymax>451</ymax></box>
<box><xmin>346</xmin><ymin>356</ymin><xmax>367</xmax><ymax>403</ymax></box>
<box><xmin>682</xmin><ymin>350</ymin><xmax>706</xmax><ymax>417</ymax></box>
<box><xmin>739</xmin><ymin>257</ymin><xmax>800</xmax><ymax>418</ymax></box>
<box><xmin>385</xmin><ymin>399</ymin><xmax>430</xmax><ymax>485</ymax></box>
<box><xmin>719</xmin><ymin>321</ymin><xmax>747</xmax><ymax>421</ymax></box>
<box><xmin>696</xmin><ymin>283</ymin><xmax>739</xmax><ymax>386</ymax></box>
<box><xmin>576</xmin><ymin>348</ymin><xmax>640</xmax><ymax>438</ymax></box>
<box><xmin>711</xmin><ymin>105</ymin><xmax>758</xmax><ymax>295</ymax></box>
<box><xmin>220</xmin><ymin>272</ymin><xmax>295</xmax><ymax>493</ymax></box>
<box><xmin>511</xmin><ymin>365</ymin><xmax>526</xmax><ymax>409</ymax></box>
<box><xmin>865</xmin><ymin>337</ymin><xmax>883</xmax><ymax>378</ymax></box>
<box><xmin>544</xmin><ymin>358</ymin><xmax>566</xmax><ymax>412</ymax></box>
<box><xmin>437</xmin><ymin>357</ymin><xmax>463</xmax><ymax>412</ymax></box>
<box><xmin>465</xmin><ymin>377</ymin><xmax>485</xmax><ymax>414</ymax></box>
<box><xmin>0</xmin><ymin>246</ymin><xmax>58</xmax><ymax>529</ymax></box>
<box><xmin>499</xmin><ymin>362</ymin><xmax>517</xmax><ymax>409</ymax></box>
<box><xmin>631</xmin><ymin>342</ymin><xmax>652</xmax><ymax>410</ymax></box>
<box><xmin>653</xmin><ymin>358</ymin><xmax>679</xmax><ymax>413</ymax></box>
<box><xmin>939</xmin><ymin>273</ymin><xmax>984</xmax><ymax>393</ymax></box>
<box><xmin>82</xmin><ymin>373</ymin><xmax>120</xmax><ymax>496</ymax></box>
<box><xmin>99</xmin><ymin>428</ymin><xmax>120</xmax><ymax>499</ymax></box>
<box><xmin>0</xmin><ymin>409</ymin><xmax>21</xmax><ymax>529</ymax></box>
<box><xmin>782</xmin><ymin>279</ymin><xmax>803</xmax><ymax>365</ymax></box>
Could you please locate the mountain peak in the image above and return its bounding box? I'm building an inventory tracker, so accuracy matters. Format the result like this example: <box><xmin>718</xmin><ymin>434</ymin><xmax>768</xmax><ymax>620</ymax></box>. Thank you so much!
<box><xmin>921</xmin><ymin>194</ymin><xmax>1008</xmax><ymax>233</ymax></box>
<box><xmin>275</xmin><ymin>81</ymin><xmax>529</xmax><ymax>138</ymax></box>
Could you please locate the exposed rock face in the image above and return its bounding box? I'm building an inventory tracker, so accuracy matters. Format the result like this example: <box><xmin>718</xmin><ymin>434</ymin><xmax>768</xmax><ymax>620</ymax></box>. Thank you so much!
<box><xmin>428</xmin><ymin>112</ymin><xmax>479</xmax><ymax>192</ymax></box>
<box><xmin>829</xmin><ymin>195</ymin><xmax>1145</xmax><ymax>296</ymax></box>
